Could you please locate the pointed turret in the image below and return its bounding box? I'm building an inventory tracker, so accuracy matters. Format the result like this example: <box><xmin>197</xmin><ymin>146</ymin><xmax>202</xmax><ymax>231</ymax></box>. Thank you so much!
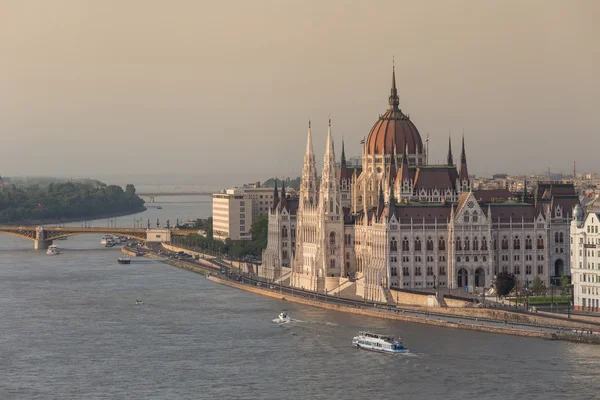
<box><xmin>447</xmin><ymin>135</ymin><xmax>454</xmax><ymax>166</ymax></box>
<box><xmin>279</xmin><ymin>179</ymin><xmax>287</xmax><ymax>211</ymax></box>
<box><xmin>388</xmin><ymin>187</ymin><xmax>396</xmax><ymax>222</ymax></box>
<box><xmin>339</xmin><ymin>140</ymin><xmax>350</xmax><ymax>182</ymax></box>
<box><xmin>388</xmin><ymin>64</ymin><xmax>400</xmax><ymax>111</ymax></box>
<box><xmin>399</xmin><ymin>143</ymin><xmax>410</xmax><ymax>182</ymax></box>
<box><xmin>377</xmin><ymin>182</ymin><xmax>385</xmax><ymax>220</ymax></box>
<box><xmin>273</xmin><ymin>180</ymin><xmax>279</xmax><ymax>210</ymax></box>
<box><xmin>299</xmin><ymin>120</ymin><xmax>318</xmax><ymax>208</ymax></box>
<box><xmin>459</xmin><ymin>135</ymin><xmax>469</xmax><ymax>181</ymax></box>
<box><xmin>319</xmin><ymin>119</ymin><xmax>341</xmax><ymax>216</ymax></box>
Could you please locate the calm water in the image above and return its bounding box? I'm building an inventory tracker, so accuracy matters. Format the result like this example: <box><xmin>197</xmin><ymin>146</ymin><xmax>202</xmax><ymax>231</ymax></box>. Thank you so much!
<box><xmin>1</xmin><ymin>196</ymin><xmax>599</xmax><ymax>399</ymax></box>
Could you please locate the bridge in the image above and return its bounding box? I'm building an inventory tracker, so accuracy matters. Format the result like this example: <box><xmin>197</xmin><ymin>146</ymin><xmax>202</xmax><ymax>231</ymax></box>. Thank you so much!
<box><xmin>136</xmin><ymin>192</ymin><xmax>212</xmax><ymax>203</ymax></box>
<box><xmin>0</xmin><ymin>225</ymin><xmax>199</xmax><ymax>250</ymax></box>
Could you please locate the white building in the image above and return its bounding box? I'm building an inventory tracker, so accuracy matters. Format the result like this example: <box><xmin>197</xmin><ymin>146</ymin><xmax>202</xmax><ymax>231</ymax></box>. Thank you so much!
<box><xmin>262</xmin><ymin>66</ymin><xmax>579</xmax><ymax>302</ymax></box>
<box><xmin>212</xmin><ymin>188</ymin><xmax>253</xmax><ymax>241</ymax></box>
<box><xmin>570</xmin><ymin>206</ymin><xmax>600</xmax><ymax>312</ymax></box>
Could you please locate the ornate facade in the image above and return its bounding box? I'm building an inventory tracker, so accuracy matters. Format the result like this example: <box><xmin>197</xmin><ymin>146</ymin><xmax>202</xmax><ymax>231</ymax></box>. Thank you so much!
<box><xmin>263</xmin><ymin>67</ymin><xmax>578</xmax><ymax>302</ymax></box>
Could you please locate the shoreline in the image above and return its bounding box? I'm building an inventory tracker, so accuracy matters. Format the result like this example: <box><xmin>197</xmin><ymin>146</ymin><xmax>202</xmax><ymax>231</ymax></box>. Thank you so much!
<box><xmin>3</xmin><ymin>206</ymin><xmax>147</xmax><ymax>227</ymax></box>
<box><xmin>127</xmin><ymin>245</ymin><xmax>600</xmax><ymax>344</ymax></box>
<box><xmin>134</xmin><ymin>248</ymin><xmax>565</xmax><ymax>341</ymax></box>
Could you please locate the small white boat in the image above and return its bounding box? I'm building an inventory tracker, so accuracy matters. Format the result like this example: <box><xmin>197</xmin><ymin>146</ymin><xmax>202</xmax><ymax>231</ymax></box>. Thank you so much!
<box><xmin>135</xmin><ymin>300</ymin><xmax>143</xmax><ymax>305</ymax></box>
<box><xmin>118</xmin><ymin>257</ymin><xmax>131</xmax><ymax>264</ymax></box>
<box><xmin>352</xmin><ymin>331</ymin><xmax>408</xmax><ymax>354</ymax></box>
<box><xmin>46</xmin><ymin>245</ymin><xmax>61</xmax><ymax>255</ymax></box>
<box><xmin>278</xmin><ymin>311</ymin><xmax>290</xmax><ymax>323</ymax></box>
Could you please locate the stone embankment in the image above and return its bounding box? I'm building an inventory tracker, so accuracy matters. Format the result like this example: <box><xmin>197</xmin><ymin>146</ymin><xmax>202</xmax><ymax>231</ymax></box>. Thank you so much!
<box><xmin>206</xmin><ymin>275</ymin><xmax>554</xmax><ymax>339</ymax></box>
<box><xmin>130</xmin><ymin>243</ymin><xmax>600</xmax><ymax>343</ymax></box>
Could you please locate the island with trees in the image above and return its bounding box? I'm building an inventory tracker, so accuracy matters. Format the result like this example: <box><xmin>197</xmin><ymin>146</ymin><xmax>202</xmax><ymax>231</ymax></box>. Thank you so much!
<box><xmin>0</xmin><ymin>180</ymin><xmax>146</xmax><ymax>225</ymax></box>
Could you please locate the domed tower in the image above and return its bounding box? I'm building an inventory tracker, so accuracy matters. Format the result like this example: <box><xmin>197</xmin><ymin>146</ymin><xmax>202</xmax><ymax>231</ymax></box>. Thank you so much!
<box><xmin>355</xmin><ymin>65</ymin><xmax>424</xmax><ymax>212</ymax></box>
<box><xmin>364</xmin><ymin>65</ymin><xmax>424</xmax><ymax>164</ymax></box>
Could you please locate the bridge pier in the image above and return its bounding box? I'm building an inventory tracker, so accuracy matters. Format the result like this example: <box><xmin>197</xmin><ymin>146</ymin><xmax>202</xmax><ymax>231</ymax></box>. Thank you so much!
<box><xmin>34</xmin><ymin>239</ymin><xmax>53</xmax><ymax>250</ymax></box>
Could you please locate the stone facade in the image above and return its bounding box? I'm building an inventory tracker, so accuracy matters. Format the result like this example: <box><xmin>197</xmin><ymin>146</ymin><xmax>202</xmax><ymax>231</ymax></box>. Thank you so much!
<box><xmin>263</xmin><ymin>68</ymin><xmax>579</xmax><ymax>302</ymax></box>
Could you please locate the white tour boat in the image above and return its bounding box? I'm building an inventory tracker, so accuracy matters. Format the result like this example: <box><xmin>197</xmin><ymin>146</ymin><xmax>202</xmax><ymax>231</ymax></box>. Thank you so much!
<box><xmin>46</xmin><ymin>245</ymin><xmax>61</xmax><ymax>255</ymax></box>
<box><xmin>278</xmin><ymin>311</ymin><xmax>291</xmax><ymax>323</ymax></box>
<box><xmin>352</xmin><ymin>331</ymin><xmax>408</xmax><ymax>354</ymax></box>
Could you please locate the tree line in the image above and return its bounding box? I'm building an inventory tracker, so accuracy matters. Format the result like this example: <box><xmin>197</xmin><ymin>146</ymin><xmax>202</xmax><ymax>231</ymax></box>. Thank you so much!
<box><xmin>0</xmin><ymin>181</ymin><xmax>145</xmax><ymax>224</ymax></box>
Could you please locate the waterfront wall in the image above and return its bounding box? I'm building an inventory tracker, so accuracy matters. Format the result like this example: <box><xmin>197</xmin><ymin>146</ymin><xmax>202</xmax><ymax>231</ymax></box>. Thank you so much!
<box><xmin>156</xmin><ymin>243</ymin><xmax>600</xmax><ymax>331</ymax></box>
<box><xmin>206</xmin><ymin>275</ymin><xmax>551</xmax><ymax>340</ymax></box>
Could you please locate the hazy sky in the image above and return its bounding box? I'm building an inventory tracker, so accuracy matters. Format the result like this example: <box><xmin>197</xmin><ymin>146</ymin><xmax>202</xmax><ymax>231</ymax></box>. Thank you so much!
<box><xmin>1</xmin><ymin>0</ymin><xmax>598</xmax><ymax>179</ymax></box>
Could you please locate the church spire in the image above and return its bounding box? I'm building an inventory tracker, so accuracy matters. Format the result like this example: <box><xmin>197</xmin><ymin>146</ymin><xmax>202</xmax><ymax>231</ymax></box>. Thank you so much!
<box><xmin>459</xmin><ymin>135</ymin><xmax>469</xmax><ymax>181</ymax></box>
<box><xmin>339</xmin><ymin>139</ymin><xmax>350</xmax><ymax>183</ymax></box>
<box><xmin>447</xmin><ymin>135</ymin><xmax>454</xmax><ymax>166</ymax></box>
<box><xmin>279</xmin><ymin>179</ymin><xmax>287</xmax><ymax>210</ymax></box>
<box><xmin>273</xmin><ymin>179</ymin><xmax>279</xmax><ymax>210</ymax></box>
<box><xmin>388</xmin><ymin>62</ymin><xmax>400</xmax><ymax>111</ymax></box>
<box><xmin>300</xmin><ymin>120</ymin><xmax>318</xmax><ymax>208</ymax></box>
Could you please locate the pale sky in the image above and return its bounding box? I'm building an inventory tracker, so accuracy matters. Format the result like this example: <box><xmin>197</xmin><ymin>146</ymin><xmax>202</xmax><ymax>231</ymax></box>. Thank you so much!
<box><xmin>1</xmin><ymin>0</ymin><xmax>598</xmax><ymax>179</ymax></box>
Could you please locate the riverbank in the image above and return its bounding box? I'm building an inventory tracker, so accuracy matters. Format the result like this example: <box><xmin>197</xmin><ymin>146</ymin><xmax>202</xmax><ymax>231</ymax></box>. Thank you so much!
<box><xmin>143</xmin><ymin>244</ymin><xmax>600</xmax><ymax>344</ymax></box>
<box><xmin>4</xmin><ymin>206</ymin><xmax>147</xmax><ymax>227</ymax></box>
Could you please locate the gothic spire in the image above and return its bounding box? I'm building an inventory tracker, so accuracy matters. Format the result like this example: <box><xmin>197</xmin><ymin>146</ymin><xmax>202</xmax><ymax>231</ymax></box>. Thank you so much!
<box><xmin>339</xmin><ymin>139</ymin><xmax>350</xmax><ymax>182</ymax></box>
<box><xmin>399</xmin><ymin>142</ymin><xmax>410</xmax><ymax>182</ymax></box>
<box><xmin>377</xmin><ymin>181</ymin><xmax>385</xmax><ymax>220</ymax></box>
<box><xmin>388</xmin><ymin>185</ymin><xmax>396</xmax><ymax>221</ymax></box>
<box><xmin>388</xmin><ymin>63</ymin><xmax>400</xmax><ymax>111</ymax></box>
<box><xmin>279</xmin><ymin>179</ymin><xmax>287</xmax><ymax>210</ymax></box>
<box><xmin>300</xmin><ymin>119</ymin><xmax>318</xmax><ymax>208</ymax></box>
<box><xmin>447</xmin><ymin>135</ymin><xmax>454</xmax><ymax>166</ymax></box>
<box><xmin>273</xmin><ymin>179</ymin><xmax>279</xmax><ymax>210</ymax></box>
<box><xmin>459</xmin><ymin>135</ymin><xmax>469</xmax><ymax>181</ymax></box>
<box><xmin>306</xmin><ymin>120</ymin><xmax>315</xmax><ymax>157</ymax></box>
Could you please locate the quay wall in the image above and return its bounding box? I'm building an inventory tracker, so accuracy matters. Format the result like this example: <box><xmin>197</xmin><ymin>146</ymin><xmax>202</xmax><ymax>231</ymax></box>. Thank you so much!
<box><xmin>206</xmin><ymin>276</ymin><xmax>551</xmax><ymax>340</ymax></box>
<box><xmin>157</xmin><ymin>243</ymin><xmax>600</xmax><ymax>330</ymax></box>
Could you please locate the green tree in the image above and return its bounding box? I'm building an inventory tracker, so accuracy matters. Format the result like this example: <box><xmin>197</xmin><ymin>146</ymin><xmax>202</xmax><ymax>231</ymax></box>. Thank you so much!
<box><xmin>560</xmin><ymin>275</ymin><xmax>571</xmax><ymax>295</ymax></box>
<box><xmin>531</xmin><ymin>276</ymin><xmax>546</xmax><ymax>296</ymax></box>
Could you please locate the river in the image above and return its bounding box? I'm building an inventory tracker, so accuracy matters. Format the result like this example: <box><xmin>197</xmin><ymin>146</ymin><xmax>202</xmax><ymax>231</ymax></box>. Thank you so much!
<box><xmin>1</xmin><ymin>195</ymin><xmax>599</xmax><ymax>399</ymax></box>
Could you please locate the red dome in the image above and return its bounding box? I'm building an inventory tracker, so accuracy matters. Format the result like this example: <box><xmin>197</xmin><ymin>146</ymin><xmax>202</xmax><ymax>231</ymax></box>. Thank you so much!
<box><xmin>365</xmin><ymin>67</ymin><xmax>423</xmax><ymax>156</ymax></box>
<box><xmin>365</xmin><ymin>109</ymin><xmax>422</xmax><ymax>155</ymax></box>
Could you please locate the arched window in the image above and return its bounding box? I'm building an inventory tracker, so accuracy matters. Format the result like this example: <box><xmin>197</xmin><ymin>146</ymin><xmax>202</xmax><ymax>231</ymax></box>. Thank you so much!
<box><xmin>464</xmin><ymin>211</ymin><xmax>469</xmax><ymax>223</ymax></box>
<box><xmin>282</xmin><ymin>227</ymin><xmax>288</xmax><ymax>238</ymax></box>
<box><xmin>537</xmin><ymin>235</ymin><xmax>544</xmax><ymax>249</ymax></box>
<box><xmin>329</xmin><ymin>198</ymin><xmax>334</xmax><ymax>213</ymax></box>
<box><xmin>390</xmin><ymin>237</ymin><xmax>398</xmax><ymax>252</ymax></box>
<box><xmin>402</xmin><ymin>237</ymin><xmax>409</xmax><ymax>252</ymax></box>
<box><xmin>501</xmin><ymin>236</ymin><xmax>509</xmax><ymax>250</ymax></box>
<box><xmin>415</xmin><ymin>237</ymin><xmax>422</xmax><ymax>251</ymax></box>
<box><xmin>514</xmin><ymin>265</ymin><xmax>520</xmax><ymax>275</ymax></box>
<box><xmin>330</xmin><ymin>259</ymin><xmax>335</xmax><ymax>269</ymax></box>
<box><xmin>481</xmin><ymin>237</ymin><xmax>488</xmax><ymax>251</ymax></box>
<box><xmin>472</xmin><ymin>211</ymin><xmax>478</xmax><ymax>223</ymax></box>
<box><xmin>514</xmin><ymin>236</ymin><xmax>520</xmax><ymax>250</ymax></box>
<box><xmin>559</xmin><ymin>232</ymin><xmax>564</xmax><ymax>243</ymax></box>
<box><xmin>555</xmin><ymin>232</ymin><xmax>559</xmax><ymax>243</ymax></box>
<box><xmin>456</xmin><ymin>237</ymin><xmax>463</xmax><ymax>251</ymax></box>
<box><xmin>329</xmin><ymin>232</ymin><xmax>336</xmax><ymax>246</ymax></box>
<box><xmin>439</xmin><ymin>237</ymin><xmax>446</xmax><ymax>251</ymax></box>
<box><xmin>464</xmin><ymin>237</ymin><xmax>470</xmax><ymax>251</ymax></box>
<box><xmin>525</xmin><ymin>236</ymin><xmax>532</xmax><ymax>250</ymax></box>
<box><xmin>426</xmin><ymin>237</ymin><xmax>434</xmax><ymax>251</ymax></box>
<box><xmin>345</xmin><ymin>252</ymin><xmax>350</xmax><ymax>260</ymax></box>
<box><xmin>473</xmin><ymin>237</ymin><xmax>479</xmax><ymax>251</ymax></box>
<box><xmin>282</xmin><ymin>251</ymin><xmax>288</xmax><ymax>259</ymax></box>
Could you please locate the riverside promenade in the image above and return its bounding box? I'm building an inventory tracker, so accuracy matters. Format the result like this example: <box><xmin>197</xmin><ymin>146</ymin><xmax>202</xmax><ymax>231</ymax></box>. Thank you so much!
<box><xmin>125</xmin><ymin>244</ymin><xmax>600</xmax><ymax>343</ymax></box>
